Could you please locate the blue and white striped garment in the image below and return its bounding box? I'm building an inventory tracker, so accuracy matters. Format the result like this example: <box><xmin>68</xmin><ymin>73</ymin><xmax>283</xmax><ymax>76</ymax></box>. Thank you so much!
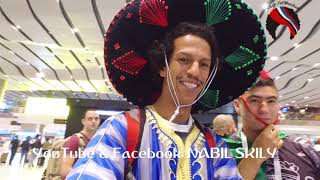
<box><xmin>66</xmin><ymin>106</ymin><xmax>242</xmax><ymax>180</ymax></box>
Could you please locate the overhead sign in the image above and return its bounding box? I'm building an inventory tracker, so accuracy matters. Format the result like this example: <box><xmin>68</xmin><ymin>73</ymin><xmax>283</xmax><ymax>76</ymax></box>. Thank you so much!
<box><xmin>54</xmin><ymin>119</ymin><xmax>67</xmax><ymax>124</ymax></box>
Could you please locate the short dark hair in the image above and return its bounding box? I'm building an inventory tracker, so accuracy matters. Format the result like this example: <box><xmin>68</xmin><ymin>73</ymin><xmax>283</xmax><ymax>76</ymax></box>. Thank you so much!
<box><xmin>250</xmin><ymin>78</ymin><xmax>277</xmax><ymax>91</ymax></box>
<box><xmin>82</xmin><ymin>109</ymin><xmax>98</xmax><ymax>119</ymax></box>
<box><xmin>147</xmin><ymin>22</ymin><xmax>221</xmax><ymax>88</ymax></box>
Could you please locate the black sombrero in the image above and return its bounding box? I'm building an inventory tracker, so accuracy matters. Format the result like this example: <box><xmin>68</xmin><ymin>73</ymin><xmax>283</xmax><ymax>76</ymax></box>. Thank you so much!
<box><xmin>104</xmin><ymin>0</ymin><xmax>267</xmax><ymax>112</ymax></box>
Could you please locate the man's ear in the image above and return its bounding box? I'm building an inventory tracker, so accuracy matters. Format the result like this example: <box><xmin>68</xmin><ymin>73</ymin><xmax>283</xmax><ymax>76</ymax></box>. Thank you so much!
<box><xmin>234</xmin><ymin>99</ymin><xmax>241</xmax><ymax>115</ymax></box>
<box><xmin>81</xmin><ymin>118</ymin><xmax>85</xmax><ymax>126</ymax></box>
<box><xmin>159</xmin><ymin>67</ymin><xmax>167</xmax><ymax>78</ymax></box>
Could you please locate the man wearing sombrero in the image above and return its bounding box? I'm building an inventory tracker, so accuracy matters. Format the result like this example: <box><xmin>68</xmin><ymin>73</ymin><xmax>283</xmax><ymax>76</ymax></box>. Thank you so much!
<box><xmin>66</xmin><ymin>0</ymin><xmax>267</xmax><ymax>179</ymax></box>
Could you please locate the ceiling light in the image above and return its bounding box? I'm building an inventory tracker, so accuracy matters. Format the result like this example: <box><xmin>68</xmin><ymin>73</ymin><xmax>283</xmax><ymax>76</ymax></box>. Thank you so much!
<box><xmin>36</xmin><ymin>72</ymin><xmax>45</xmax><ymax>78</ymax></box>
<box><xmin>307</xmin><ymin>78</ymin><xmax>314</xmax><ymax>82</ymax></box>
<box><xmin>305</xmin><ymin>104</ymin><xmax>308</xmax><ymax>107</ymax></box>
<box><xmin>293</xmin><ymin>43</ymin><xmax>301</xmax><ymax>48</ymax></box>
<box><xmin>291</xmin><ymin>100</ymin><xmax>296</xmax><ymax>103</ymax></box>
<box><xmin>5</xmin><ymin>75</ymin><xmax>9</xmax><ymax>78</ymax></box>
<box><xmin>9</xmin><ymin>50</ymin><xmax>14</xmax><ymax>54</ymax></box>
<box><xmin>262</xmin><ymin>3</ymin><xmax>269</xmax><ymax>9</ymax></box>
<box><xmin>275</xmin><ymin>76</ymin><xmax>280</xmax><ymax>80</ymax></box>
<box><xmin>16</xmin><ymin>25</ymin><xmax>21</xmax><ymax>29</ymax></box>
<box><xmin>11</xmin><ymin>25</ymin><xmax>18</xmax><ymax>31</ymax></box>
<box><xmin>270</xmin><ymin>56</ymin><xmax>279</xmax><ymax>61</ymax></box>
<box><xmin>285</xmin><ymin>104</ymin><xmax>289</xmax><ymax>106</ymax></box>
<box><xmin>71</xmin><ymin>28</ymin><xmax>79</xmax><ymax>33</ymax></box>
<box><xmin>26</xmin><ymin>62</ymin><xmax>31</xmax><ymax>65</ymax></box>
<box><xmin>304</xmin><ymin>96</ymin><xmax>309</xmax><ymax>99</ymax></box>
<box><xmin>70</xmin><ymin>75</ymin><xmax>73</xmax><ymax>79</ymax></box>
<box><xmin>291</xmin><ymin>67</ymin><xmax>298</xmax><ymax>71</ymax></box>
<box><xmin>313</xmin><ymin>63</ymin><xmax>320</xmax><ymax>67</ymax></box>
<box><xmin>0</xmin><ymin>102</ymin><xmax>8</xmax><ymax>109</ymax></box>
<box><xmin>279</xmin><ymin>95</ymin><xmax>283</xmax><ymax>98</ymax></box>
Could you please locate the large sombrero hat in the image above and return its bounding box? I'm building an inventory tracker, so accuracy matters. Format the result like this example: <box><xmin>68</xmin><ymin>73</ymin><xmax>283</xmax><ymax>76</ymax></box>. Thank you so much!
<box><xmin>104</xmin><ymin>0</ymin><xmax>267</xmax><ymax>112</ymax></box>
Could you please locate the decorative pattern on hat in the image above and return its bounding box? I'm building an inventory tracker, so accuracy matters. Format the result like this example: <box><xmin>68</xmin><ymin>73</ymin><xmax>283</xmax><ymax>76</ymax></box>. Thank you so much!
<box><xmin>225</xmin><ymin>46</ymin><xmax>261</xmax><ymax>70</ymax></box>
<box><xmin>205</xmin><ymin>0</ymin><xmax>232</xmax><ymax>25</ymax></box>
<box><xmin>199</xmin><ymin>89</ymin><xmax>220</xmax><ymax>108</ymax></box>
<box><xmin>111</xmin><ymin>51</ymin><xmax>147</xmax><ymax>75</ymax></box>
<box><xmin>139</xmin><ymin>0</ymin><xmax>168</xmax><ymax>27</ymax></box>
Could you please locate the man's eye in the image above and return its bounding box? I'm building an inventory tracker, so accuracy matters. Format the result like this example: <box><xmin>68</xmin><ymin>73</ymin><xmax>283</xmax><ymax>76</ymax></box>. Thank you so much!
<box><xmin>268</xmin><ymin>99</ymin><xmax>278</xmax><ymax>104</ymax></box>
<box><xmin>201</xmin><ymin>63</ymin><xmax>210</xmax><ymax>68</ymax></box>
<box><xmin>249</xmin><ymin>99</ymin><xmax>259</xmax><ymax>103</ymax></box>
<box><xmin>178</xmin><ymin>58</ymin><xmax>187</xmax><ymax>63</ymax></box>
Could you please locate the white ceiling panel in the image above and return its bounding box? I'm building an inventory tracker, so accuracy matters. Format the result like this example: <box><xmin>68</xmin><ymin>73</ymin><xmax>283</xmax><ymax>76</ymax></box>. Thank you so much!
<box><xmin>96</xmin><ymin>0</ymin><xmax>126</xmax><ymax>31</ymax></box>
<box><xmin>28</xmin><ymin>0</ymin><xmax>83</xmax><ymax>48</ymax></box>
<box><xmin>0</xmin><ymin>0</ymin><xmax>56</xmax><ymax>44</ymax></box>
<box><xmin>62</xmin><ymin>0</ymin><xmax>103</xmax><ymax>51</ymax></box>
<box><xmin>0</xmin><ymin>10</ymin><xmax>29</xmax><ymax>41</ymax></box>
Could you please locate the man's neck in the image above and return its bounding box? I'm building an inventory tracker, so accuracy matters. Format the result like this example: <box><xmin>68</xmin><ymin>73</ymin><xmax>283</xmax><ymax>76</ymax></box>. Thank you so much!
<box><xmin>242</xmin><ymin>126</ymin><xmax>261</xmax><ymax>143</ymax></box>
<box><xmin>153</xmin><ymin>95</ymin><xmax>191</xmax><ymax>125</ymax></box>
<box><xmin>81</xmin><ymin>129</ymin><xmax>95</xmax><ymax>139</ymax></box>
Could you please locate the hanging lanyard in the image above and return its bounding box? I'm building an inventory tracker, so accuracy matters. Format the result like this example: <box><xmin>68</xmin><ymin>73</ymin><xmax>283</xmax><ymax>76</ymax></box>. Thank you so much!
<box><xmin>149</xmin><ymin>106</ymin><xmax>193</xmax><ymax>133</ymax></box>
<box><xmin>240</xmin><ymin>131</ymin><xmax>282</xmax><ymax>180</ymax></box>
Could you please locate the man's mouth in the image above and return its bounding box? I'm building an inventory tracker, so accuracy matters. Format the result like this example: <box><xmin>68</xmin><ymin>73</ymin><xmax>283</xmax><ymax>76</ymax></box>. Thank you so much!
<box><xmin>180</xmin><ymin>81</ymin><xmax>200</xmax><ymax>89</ymax></box>
<box><xmin>259</xmin><ymin>118</ymin><xmax>272</xmax><ymax>123</ymax></box>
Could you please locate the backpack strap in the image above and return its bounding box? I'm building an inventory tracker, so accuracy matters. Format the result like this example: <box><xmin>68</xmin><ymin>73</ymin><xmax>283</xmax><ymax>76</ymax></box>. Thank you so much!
<box><xmin>194</xmin><ymin>120</ymin><xmax>215</xmax><ymax>148</ymax></box>
<box><xmin>125</xmin><ymin>108</ymin><xmax>146</xmax><ymax>177</ymax></box>
<box><xmin>75</xmin><ymin>133</ymin><xmax>88</xmax><ymax>150</ymax></box>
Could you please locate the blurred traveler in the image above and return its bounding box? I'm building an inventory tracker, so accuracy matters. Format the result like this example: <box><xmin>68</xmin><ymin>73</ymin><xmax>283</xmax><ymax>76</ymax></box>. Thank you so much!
<box><xmin>213</xmin><ymin>114</ymin><xmax>237</xmax><ymax>136</ymax></box>
<box><xmin>9</xmin><ymin>135</ymin><xmax>19</xmax><ymax>165</ymax></box>
<box><xmin>59</xmin><ymin>110</ymin><xmax>100</xmax><ymax>178</ymax></box>
<box><xmin>19</xmin><ymin>136</ymin><xmax>31</xmax><ymax>166</ymax></box>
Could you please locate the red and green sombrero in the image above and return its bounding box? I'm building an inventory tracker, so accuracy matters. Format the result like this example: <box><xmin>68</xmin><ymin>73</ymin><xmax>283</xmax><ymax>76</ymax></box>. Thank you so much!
<box><xmin>104</xmin><ymin>0</ymin><xmax>267</xmax><ymax>112</ymax></box>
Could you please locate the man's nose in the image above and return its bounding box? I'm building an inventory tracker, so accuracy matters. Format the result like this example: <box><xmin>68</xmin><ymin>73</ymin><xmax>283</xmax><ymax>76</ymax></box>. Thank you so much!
<box><xmin>258</xmin><ymin>101</ymin><xmax>269</xmax><ymax>113</ymax></box>
<box><xmin>187</xmin><ymin>62</ymin><xmax>200</xmax><ymax>77</ymax></box>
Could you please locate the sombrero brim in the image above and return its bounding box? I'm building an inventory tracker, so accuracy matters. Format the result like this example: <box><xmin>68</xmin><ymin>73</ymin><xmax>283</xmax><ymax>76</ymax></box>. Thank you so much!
<box><xmin>104</xmin><ymin>0</ymin><xmax>267</xmax><ymax>111</ymax></box>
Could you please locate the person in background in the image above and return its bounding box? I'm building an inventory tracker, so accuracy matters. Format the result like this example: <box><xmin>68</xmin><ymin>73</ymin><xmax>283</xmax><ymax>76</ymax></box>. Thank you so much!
<box><xmin>212</xmin><ymin>114</ymin><xmax>237</xmax><ymax>136</ymax></box>
<box><xmin>9</xmin><ymin>135</ymin><xmax>19</xmax><ymax>165</ymax></box>
<box><xmin>27</xmin><ymin>134</ymin><xmax>42</xmax><ymax>167</ymax></box>
<box><xmin>224</xmin><ymin>70</ymin><xmax>320</xmax><ymax>179</ymax></box>
<box><xmin>19</xmin><ymin>136</ymin><xmax>31</xmax><ymax>166</ymax></box>
<box><xmin>38</xmin><ymin>137</ymin><xmax>51</xmax><ymax>167</ymax></box>
<box><xmin>60</xmin><ymin>109</ymin><xmax>100</xmax><ymax>178</ymax></box>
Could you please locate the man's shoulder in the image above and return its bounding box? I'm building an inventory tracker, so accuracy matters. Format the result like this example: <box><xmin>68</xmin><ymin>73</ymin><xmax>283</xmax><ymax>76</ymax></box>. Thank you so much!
<box><xmin>64</xmin><ymin>134</ymin><xmax>80</xmax><ymax>146</ymax></box>
<box><xmin>281</xmin><ymin>136</ymin><xmax>320</xmax><ymax>161</ymax></box>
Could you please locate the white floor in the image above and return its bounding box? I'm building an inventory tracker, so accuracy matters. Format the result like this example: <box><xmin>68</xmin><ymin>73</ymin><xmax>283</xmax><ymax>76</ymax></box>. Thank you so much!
<box><xmin>0</xmin><ymin>152</ymin><xmax>46</xmax><ymax>180</ymax></box>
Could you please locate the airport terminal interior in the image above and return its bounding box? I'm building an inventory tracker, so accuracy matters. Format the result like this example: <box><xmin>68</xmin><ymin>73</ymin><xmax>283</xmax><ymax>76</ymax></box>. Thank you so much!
<box><xmin>0</xmin><ymin>0</ymin><xmax>319</xmax><ymax>179</ymax></box>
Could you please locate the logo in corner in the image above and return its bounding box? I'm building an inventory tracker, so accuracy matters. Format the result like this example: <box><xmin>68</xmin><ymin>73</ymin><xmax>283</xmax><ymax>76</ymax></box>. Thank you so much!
<box><xmin>266</xmin><ymin>6</ymin><xmax>300</xmax><ymax>40</ymax></box>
